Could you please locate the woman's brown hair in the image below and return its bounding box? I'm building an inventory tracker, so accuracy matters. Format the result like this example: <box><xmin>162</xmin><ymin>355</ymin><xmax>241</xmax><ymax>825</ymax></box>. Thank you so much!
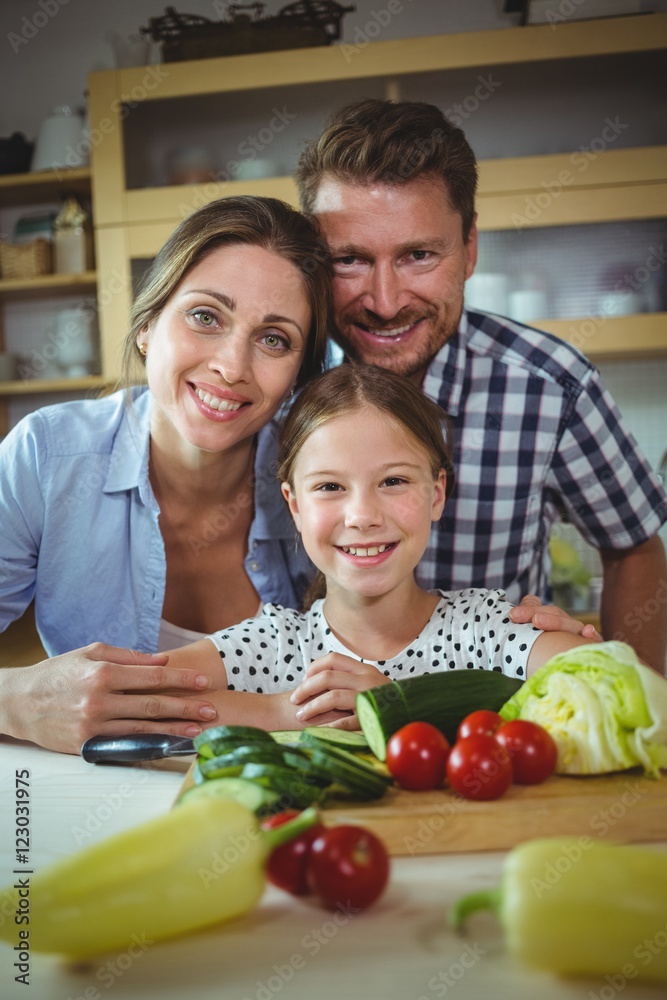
<box><xmin>121</xmin><ymin>195</ymin><xmax>332</xmax><ymax>390</ymax></box>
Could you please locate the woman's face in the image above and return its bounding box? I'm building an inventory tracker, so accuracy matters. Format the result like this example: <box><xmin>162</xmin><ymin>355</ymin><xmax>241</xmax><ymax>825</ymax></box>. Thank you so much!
<box><xmin>140</xmin><ymin>243</ymin><xmax>311</xmax><ymax>455</ymax></box>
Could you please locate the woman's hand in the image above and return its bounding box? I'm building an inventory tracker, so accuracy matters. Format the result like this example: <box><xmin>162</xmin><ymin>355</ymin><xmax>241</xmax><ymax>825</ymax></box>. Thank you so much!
<box><xmin>289</xmin><ymin>652</ymin><xmax>390</xmax><ymax>729</ymax></box>
<box><xmin>510</xmin><ymin>594</ymin><xmax>602</xmax><ymax>641</ymax></box>
<box><xmin>0</xmin><ymin>643</ymin><xmax>219</xmax><ymax>755</ymax></box>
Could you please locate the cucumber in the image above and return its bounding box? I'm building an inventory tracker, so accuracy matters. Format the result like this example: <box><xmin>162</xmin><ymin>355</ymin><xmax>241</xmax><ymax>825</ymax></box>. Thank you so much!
<box><xmin>194</xmin><ymin>725</ymin><xmax>277</xmax><ymax>758</ymax></box>
<box><xmin>269</xmin><ymin>730</ymin><xmax>303</xmax><ymax>746</ymax></box>
<box><xmin>301</xmin><ymin>728</ymin><xmax>370</xmax><ymax>752</ymax></box>
<box><xmin>198</xmin><ymin>744</ymin><xmax>284</xmax><ymax>779</ymax></box>
<box><xmin>357</xmin><ymin>670</ymin><xmax>524</xmax><ymax>760</ymax></box>
<box><xmin>307</xmin><ymin>745</ymin><xmax>392</xmax><ymax>800</ymax></box>
<box><xmin>180</xmin><ymin>777</ymin><xmax>280</xmax><ymax>815</ymax></box>
<box><xmin>241</xmin><ymin>763</ymin><xmax>322</xmax><ymax>809</ymax></box>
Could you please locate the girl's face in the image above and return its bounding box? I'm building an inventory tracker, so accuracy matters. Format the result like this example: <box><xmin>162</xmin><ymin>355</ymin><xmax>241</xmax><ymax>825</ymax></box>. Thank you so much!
<box><xmin>282</xmin><ymin>405</ymin><xmax>447</xmax><ymax>601</ymax></box>
<box><xmin>140</xmin><ymin>244</ymin><xmax>311</xmax><ymax>456</ymax></box>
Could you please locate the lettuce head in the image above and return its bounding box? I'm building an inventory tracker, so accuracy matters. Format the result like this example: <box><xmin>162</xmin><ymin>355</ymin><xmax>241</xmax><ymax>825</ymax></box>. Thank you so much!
<box><xmin>499</xmin><ymin>641</ymin><xmax>667</xmax><ymax>777</ymax></box>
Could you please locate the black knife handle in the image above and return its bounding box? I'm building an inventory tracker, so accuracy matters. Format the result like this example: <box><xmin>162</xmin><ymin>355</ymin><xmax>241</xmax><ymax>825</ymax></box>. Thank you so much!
<box><xmin>80</xmin><ymin>734</ymin><xmax>194</xmax><ymax>762</ymax></box>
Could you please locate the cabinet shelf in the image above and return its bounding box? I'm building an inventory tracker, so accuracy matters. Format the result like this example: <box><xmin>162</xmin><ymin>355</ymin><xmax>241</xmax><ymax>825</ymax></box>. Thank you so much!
<box><xmin>0</xmin><ymin>375</ymin><xmax>107</xmax><ymax>397</ymax></box>
<box><xmin>0</xmin><ymin>167</ymin><xmax>91</xmax><ymax>208</ymax></box>
<box><xmin>0</xmin><ymin>270</ymin><xmax>97</xmax><ymax>301</ymax></box>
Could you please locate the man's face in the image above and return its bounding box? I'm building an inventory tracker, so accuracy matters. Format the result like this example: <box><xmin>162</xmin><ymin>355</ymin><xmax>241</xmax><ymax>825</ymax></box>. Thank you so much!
<box><xmin>312</xmin><ymin>176</ymin><xmax>478</xmax><ymax>383</ymax></box>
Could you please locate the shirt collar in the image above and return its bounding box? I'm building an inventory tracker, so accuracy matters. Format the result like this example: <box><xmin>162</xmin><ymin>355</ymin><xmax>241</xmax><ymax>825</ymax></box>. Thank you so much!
<box><xmin>104</xmin><ymin>388</ymin><xmax>156</xmax><ymax>508</ymax></box>
<box><xmin>251</xmin><ymin>419</ymin><xmax>298</xmax><ymax>540</ymax></box>
<box><xmin>422</xmin><ymin>310</ymin><xmax>469</xmax><ymax>417</ymax></box>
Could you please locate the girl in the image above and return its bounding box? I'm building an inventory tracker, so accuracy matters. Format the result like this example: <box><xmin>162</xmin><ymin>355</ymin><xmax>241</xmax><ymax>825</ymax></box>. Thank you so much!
<box><xmin>168</xmin><ymin>364</ymin><xmax>593</xmax><ymax>730</ymax></box>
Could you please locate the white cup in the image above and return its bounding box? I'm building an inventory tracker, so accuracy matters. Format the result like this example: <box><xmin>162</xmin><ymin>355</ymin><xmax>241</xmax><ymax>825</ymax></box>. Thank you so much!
<box><xmin>508</xmin><ymin>290</ymin><xmax>548</xmax><ymax>324</ymax></box>
<box><xmin>54</xmin><ymin>308</ymin><xmax>97</xmax><ymax>375</ymax></box>
<box><xmin>464</xmin><ymin>273</ymin><xmax>509</xmax><ymax>316</ymax></box>
<box><xmin>31</xmin><ymin>106</ymin><xmax>88</xmax><ymax>171</ymax></box>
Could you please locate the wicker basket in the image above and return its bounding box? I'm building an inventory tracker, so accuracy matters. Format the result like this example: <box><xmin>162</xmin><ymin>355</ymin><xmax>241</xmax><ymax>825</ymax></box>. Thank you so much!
<box><xmin>0</xmin><ymin>238</ymin><xmax>52</xmax><ymax>280</ymax></box>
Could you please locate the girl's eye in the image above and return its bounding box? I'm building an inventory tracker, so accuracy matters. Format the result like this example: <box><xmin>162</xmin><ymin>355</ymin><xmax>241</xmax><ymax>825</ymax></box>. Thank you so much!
<box><xmin>382</xmin><ymin>476</ymin><xmax>407</xmax><ymax>487</ymax></box>
<box><xmin>261</xmin><ymin>331</ymin><xmax>289</xmax><ymax>351</ymax></box>
<box><xmin>315</xmin><ymin>482</ymin><xmax>342</xmax><ymax>493</ymax></box>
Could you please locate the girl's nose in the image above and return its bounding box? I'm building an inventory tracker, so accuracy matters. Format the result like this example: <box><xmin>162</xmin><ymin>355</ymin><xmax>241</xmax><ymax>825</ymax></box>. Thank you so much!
<box><xmin>344</xmin><ymin>492</ymin><xmax>383</xmax><ymax>531</ymax></box>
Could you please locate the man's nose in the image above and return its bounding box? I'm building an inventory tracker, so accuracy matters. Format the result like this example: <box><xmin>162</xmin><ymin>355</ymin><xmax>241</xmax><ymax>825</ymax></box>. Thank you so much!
<box><xmin>361</xmin><ymin>261</ymin><xmax>409</xmax><ymax>320</ymax></box>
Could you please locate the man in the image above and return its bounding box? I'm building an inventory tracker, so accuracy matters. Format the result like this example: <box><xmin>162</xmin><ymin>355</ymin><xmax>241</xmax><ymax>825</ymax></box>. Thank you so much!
<box><xmin>295</xmin><ymin>99</ymin><xmax>667</xmax><ymax>670</ymax></box>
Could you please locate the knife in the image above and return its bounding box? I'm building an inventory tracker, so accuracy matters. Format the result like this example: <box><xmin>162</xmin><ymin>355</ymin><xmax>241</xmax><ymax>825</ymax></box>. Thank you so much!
<box><xmin>81</xmin><ymin>734</ymin><xmax>196</xmax><ymax>763</ymax></box>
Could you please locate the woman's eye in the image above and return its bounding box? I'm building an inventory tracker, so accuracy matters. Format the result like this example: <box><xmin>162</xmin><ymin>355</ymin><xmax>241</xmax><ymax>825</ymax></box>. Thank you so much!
<box><xmin>190</xmin><ymin>309</ymin><xmax>217</xmax><ymax>328</ymax></box>
<box><xmin>262</xmin><ymin>331</ymin><xmax>289</xmax><ymax>351</ymax></box>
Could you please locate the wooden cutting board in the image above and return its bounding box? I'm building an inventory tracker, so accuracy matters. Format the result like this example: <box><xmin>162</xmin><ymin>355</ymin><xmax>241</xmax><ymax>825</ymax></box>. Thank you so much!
<box><xmin>176</xmin><ymin>763</ymin><xmax>667</xmax><ymax>856</ymax></box>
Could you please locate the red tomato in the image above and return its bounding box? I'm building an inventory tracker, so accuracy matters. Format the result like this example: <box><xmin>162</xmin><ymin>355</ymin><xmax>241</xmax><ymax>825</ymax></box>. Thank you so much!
<box><xmin>261</xmin><ymin>810</ymin><xmax>325</xmax><ymax>896</ymax></box>
<box><xmin>307</xmin><ymin>825</ymin><xmax>390</xmax><ymax>911</ymax></box>
<box><xmin>445</xmin><ymin>734</ymin><xmax>513</xmax><ymax>801</ymax></box>
<box><xmin>495</xmin><ymin>720</ymin><xmax>558</xmax><ymax>785</ymax></box>
<box><xmin>386</xmin><ymin>721</ymin><xmax>450</xmax><ymax>791</ymax></box>
<box><xmin>456</xmin><ymin>709</ymin><xmax>503</xmax><ymax>741</ymax></box>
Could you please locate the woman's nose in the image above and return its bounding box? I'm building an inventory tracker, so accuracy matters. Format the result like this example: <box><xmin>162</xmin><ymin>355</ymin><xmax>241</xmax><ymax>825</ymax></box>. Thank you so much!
<box><xmin>208</xmin><ymin>333</ymin><xmax>251</xmax><ymax>384</ymax></box>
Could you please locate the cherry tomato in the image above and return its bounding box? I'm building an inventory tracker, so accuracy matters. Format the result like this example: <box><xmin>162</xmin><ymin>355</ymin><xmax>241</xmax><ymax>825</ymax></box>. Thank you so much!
<box><xmin>495</xmin><ymin>720</ymin><xmax>558</xmax><ymax>785</ymax></box>
<box><xmin>307</xmin><ymin>825</ymin><xmax>390</xmax><ymax>911</ymax></box>
<box><xmin>456</xmin><ymin>709</ymin><xmax>503</xmax><ymax>741</ymax></box>
<box><xmin>445</xmin><ymin>734</ymin><xmax>513</xmax><ymax>801</ymax></box>
<box><xmin>385</xmin><ymin>721</ymin><xmax>450</xmax><ymax>791</ymax></box>
<box><xmin>261</xmin><ymin>810</ymin><xmax>325</xmax><ymax>896</ymax></box>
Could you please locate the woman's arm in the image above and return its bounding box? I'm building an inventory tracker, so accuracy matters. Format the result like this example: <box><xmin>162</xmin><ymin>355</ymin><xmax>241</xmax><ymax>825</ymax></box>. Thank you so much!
<box><xmin>0</xmin><ymin>644</ymin><xmax>220</xmax><ymax>755</ymax></box>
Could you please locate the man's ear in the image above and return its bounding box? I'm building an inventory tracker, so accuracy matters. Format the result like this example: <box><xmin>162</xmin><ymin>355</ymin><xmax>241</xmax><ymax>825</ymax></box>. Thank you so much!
<box><xmin>431</xmin><ymin>470</ymin><xmax>447</xmax><ymax>522</ymax></box>
<box><xmin>464</xmin><ymin>214</ymin><xmax>478</xmax><ymax>280</ymax></box>
<box><xmin>281</xmin><ymin>482</ymin><xmax>301</xmax><ymax>532</ymax></box>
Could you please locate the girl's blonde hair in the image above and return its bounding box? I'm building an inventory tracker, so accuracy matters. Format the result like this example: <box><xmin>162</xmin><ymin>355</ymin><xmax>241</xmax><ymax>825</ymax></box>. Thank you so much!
<box><xmin>277</xmin><ymin>363</ymin><xmax>456</xmax><ymax>608</ymax></box>
<box><xmin>121</xmin><ymin>196</ymin><xmax>332</xmax><ymax>390</ymax></box>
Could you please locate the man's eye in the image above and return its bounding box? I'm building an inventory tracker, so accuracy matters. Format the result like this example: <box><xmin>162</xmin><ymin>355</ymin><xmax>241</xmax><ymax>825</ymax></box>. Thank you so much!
<box><xmin>410</xmin><ymin>250</ymin><xmax>431</xmax><ymax>261</ymax></box>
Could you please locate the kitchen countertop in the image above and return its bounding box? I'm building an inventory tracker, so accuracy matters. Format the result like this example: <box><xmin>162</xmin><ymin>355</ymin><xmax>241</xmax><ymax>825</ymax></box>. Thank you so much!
<box><xmin>0</xmin><ymin>737</ymin><xmax>663</xmax><ymax>1000</ymax></box>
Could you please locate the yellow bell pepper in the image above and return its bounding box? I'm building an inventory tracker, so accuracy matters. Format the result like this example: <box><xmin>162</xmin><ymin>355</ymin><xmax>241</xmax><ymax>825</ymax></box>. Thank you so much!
<box><xmin>0</xmin><ymin>798</ymin><xmax>317</xmax><ymax>959</ymax></box>
<box><xmin>451</xmin><ymin>837</ymin><xmax>667</xmax><ymax>984</ymax></box>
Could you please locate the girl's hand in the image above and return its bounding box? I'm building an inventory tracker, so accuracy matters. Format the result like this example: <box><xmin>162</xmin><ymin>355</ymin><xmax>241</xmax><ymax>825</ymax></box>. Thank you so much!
<box><xmin>289</xmin><ymin>652</ymin><xmax>390</xmax><ymax>728</ymax></box>
<box><xmin>1</xmin><ymin>643</ymin><xmax>218</xmax><ymax>755</ymax></box>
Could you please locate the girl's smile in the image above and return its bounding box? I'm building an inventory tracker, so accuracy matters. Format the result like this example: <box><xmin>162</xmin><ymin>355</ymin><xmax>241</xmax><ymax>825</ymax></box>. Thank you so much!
<box><xmin>282</xmin><ymin>405</ymin><xmax>447</xmax><ymax>605</ymax></box>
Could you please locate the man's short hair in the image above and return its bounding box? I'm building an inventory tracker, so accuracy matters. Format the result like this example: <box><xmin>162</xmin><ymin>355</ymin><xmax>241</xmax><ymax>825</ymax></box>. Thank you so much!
<box><xmin>295</xmin><ymin>99</ymin><xmax>478</xmax><ymax>239</ymax></box>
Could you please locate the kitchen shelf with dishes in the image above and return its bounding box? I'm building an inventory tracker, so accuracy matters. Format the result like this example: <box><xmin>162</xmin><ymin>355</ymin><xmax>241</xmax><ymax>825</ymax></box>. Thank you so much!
<box><xmin>87</xmin><ymin>11</ymin><xmax>667</xmax><ymax>373</ymax></box>
<box><xmin>0</xmin><ymin>167</ymin><xmax>104</xmax><ymax>417</ymax></box>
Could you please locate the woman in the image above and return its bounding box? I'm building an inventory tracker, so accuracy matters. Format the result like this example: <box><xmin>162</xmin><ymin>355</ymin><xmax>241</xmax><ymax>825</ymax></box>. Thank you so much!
<box><xmin>0</xmin><ymin>196</ymin><xmax>330</xmax><ymax>753</ymax></box>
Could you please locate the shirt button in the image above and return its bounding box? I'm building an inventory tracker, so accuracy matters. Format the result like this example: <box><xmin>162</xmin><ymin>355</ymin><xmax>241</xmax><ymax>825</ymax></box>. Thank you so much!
<box><xmin>248</xmin><ymin>560</ymin><xmax>260</xmax><ymax>572</ymax></box>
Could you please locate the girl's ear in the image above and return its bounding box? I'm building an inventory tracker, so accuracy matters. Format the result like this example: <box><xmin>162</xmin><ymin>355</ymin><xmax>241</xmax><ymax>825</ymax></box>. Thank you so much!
<box><xmin>281</xmin><ymin>482</ymin><xmax>302</xmax><ymax>533</ymax></box>
<box><xmin>431</xmin><ymin>469</ymin><xmax>447</xmax><ymax>522</ymax></box>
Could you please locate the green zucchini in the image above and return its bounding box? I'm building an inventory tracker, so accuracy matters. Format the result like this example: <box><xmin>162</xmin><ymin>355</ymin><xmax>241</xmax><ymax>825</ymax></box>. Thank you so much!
<box><xmin>180</xmin><ymin>777</ymin><xmax>279</xmax><ymax>815</ymax></box>
<box><xmin>301</xmin><ymin>728</ymin><xmax>370</xmax><ymax>752</ymax></box>
<box><xmin>357</xmin><ymin>671</ymin><xmax>524</xmax><ymax>760</ymax></box>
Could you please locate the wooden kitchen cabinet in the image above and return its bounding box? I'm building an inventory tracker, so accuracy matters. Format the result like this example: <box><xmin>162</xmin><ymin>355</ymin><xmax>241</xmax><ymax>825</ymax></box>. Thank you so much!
<box><xmin>86</xmin><ymin>12</ymin><xmax>667</xmax><ymax>381</ymax></box>
<box><xmin>0</xmin><ymin>167</ymin><xmax>105</xmax><ymax>437</ymax></box>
